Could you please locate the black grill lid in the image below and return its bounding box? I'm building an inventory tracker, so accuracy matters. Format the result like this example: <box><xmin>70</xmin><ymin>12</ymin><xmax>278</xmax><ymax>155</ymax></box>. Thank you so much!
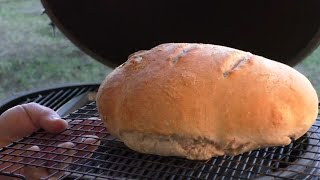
<box><xmin>41</xmin><ymin>0</ymin><xmax>320</xmax><ymax>68</ymax></box>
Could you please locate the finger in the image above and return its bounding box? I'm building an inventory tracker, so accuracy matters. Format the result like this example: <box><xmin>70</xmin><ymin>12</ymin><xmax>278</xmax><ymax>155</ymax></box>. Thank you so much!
<box><xmin>0</xmin><ymin>105</ymin><xmax>38</xmax><ymax>147</ymax></box>
<box><xmin>20</xmin><ymin>146</ymin><xmax>50</xmax><ymax>180</ymax></box>
<box><xmin>74</xmin><ymin>135</ymin><xmax>100</xmax><ymax>158</ymax></box>
<box><xmin>22</xmin><ymin>143</ymin><xmax>76</xmax><ymax>180</ymax></box>
<box><xmin>46</xmin><ymin>142</ymin><xmax>76</xmax><ymax>179</ymax></box>
<box><xmin>21</xmin><ymin>103</ymin><xmax>68</xmax><ymax>133</ymax></box>
<box><xmin>0</xmin><ymin>144</ymin><xmax>32</xmax><ymax>175</ymax></box>
<box><xmin>81</xmin><ymin>135</ymin><xmax>100</xmax><ymax>152</ymax></box>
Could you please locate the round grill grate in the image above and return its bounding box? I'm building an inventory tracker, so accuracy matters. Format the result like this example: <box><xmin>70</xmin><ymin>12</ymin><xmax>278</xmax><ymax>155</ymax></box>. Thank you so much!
<box><xmin>69</xmin><ymin>124</ymin><xmax>320</xmax><ymax>180</ymax></box>
<box><xmin>0</xmin><ymin>86</ymin><xmax>319</xmax><ymax>180</ymax></box>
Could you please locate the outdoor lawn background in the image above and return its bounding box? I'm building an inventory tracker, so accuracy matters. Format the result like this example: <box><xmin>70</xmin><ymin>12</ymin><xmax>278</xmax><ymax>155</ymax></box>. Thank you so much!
<box><xmin>0</xmin><ymin>0</ymin><xmax>319</xmax><ymax>102</ymax></box>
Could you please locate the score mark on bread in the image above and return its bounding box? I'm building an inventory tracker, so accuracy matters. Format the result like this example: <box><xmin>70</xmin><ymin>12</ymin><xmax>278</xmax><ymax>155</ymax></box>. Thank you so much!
<box><xmin>223</xmin><ymin>53</ymin><xmax>252</xmax><ymax>78</ymax></box>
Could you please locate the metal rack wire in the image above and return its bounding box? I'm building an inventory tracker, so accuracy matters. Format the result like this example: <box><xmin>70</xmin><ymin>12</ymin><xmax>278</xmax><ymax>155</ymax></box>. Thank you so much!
<box><xmin>0</xmin><ymin>85</ymin><xmax>320</xmax><ymax>179</ymax></box>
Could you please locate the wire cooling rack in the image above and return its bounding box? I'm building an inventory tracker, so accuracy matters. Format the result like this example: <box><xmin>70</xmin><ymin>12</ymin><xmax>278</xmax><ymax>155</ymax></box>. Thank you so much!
<box><xmin>0</xmin><ymin>85</ymin><xmax>320</xmax><ymax>179</ymax></box>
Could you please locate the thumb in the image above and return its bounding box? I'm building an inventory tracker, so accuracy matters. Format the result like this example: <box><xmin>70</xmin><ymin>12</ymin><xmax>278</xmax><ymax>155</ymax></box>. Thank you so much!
<box><xmin>21</xmin><ymin>103</ymin><xmax>68</xmax><ymax>133</ymax></box>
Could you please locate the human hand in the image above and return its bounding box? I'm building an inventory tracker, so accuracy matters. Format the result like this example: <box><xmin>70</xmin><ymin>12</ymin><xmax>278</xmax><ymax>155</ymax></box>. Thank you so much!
<box><xmin>0</xmin><ymin>102</ymin><xmax>67</xmax><ymax>148</ymax></box>
<box><xmin>1</xmin><ymin>135</ymin><xmax>100</xmax><ymax>180</ymax></box>
<box><xmin>0</xmin><ymin>103</ymin><xmax>101</xmax><ymax>179</ymax></box>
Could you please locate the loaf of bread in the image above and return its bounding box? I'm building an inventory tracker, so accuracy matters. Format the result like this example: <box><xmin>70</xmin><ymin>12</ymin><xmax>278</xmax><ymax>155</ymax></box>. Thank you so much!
<box><xmin>96</xmin><ymin>43</ymin><xmax>318</xmax><ymax>160</ymax></box>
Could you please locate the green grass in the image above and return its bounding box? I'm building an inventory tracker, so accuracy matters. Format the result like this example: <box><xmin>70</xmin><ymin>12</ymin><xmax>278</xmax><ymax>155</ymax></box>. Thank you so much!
<box><xmin>295</xmin><ymin>47</ymin><xmax>320</xmax><ymax>93</ymax></box>
<box><xmin>0</xmin><ymin>0</ymin><xmax>112</xmax><ymax>101</ymax></box>
<box><xmin>0</xmin><ymin>0</ymin><xmax>320</xmax><ymax>102</ymax></box>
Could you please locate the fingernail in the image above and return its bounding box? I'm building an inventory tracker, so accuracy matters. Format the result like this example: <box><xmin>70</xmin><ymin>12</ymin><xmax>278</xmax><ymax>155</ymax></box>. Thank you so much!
<box><xmin>57</xmin><ymin>142</ymin><xmax>75</xmax><ymax>148</ymax></box>
<box><xmin>28</xmin><ymin>146</ymin><xmax>40</xmax><ymax>151</ymax></box>
<box><xmin>51</xmin><ymin>117</ymin><xmax>62</xmax><ymax>121</ymax></box>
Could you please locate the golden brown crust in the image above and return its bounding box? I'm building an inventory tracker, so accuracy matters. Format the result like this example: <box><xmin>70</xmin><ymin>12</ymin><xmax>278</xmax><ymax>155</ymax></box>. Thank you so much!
<box><xmin>96</xmin><ymin>43</ymin><xmax>318</xmax><ymax>160</ymax></box>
